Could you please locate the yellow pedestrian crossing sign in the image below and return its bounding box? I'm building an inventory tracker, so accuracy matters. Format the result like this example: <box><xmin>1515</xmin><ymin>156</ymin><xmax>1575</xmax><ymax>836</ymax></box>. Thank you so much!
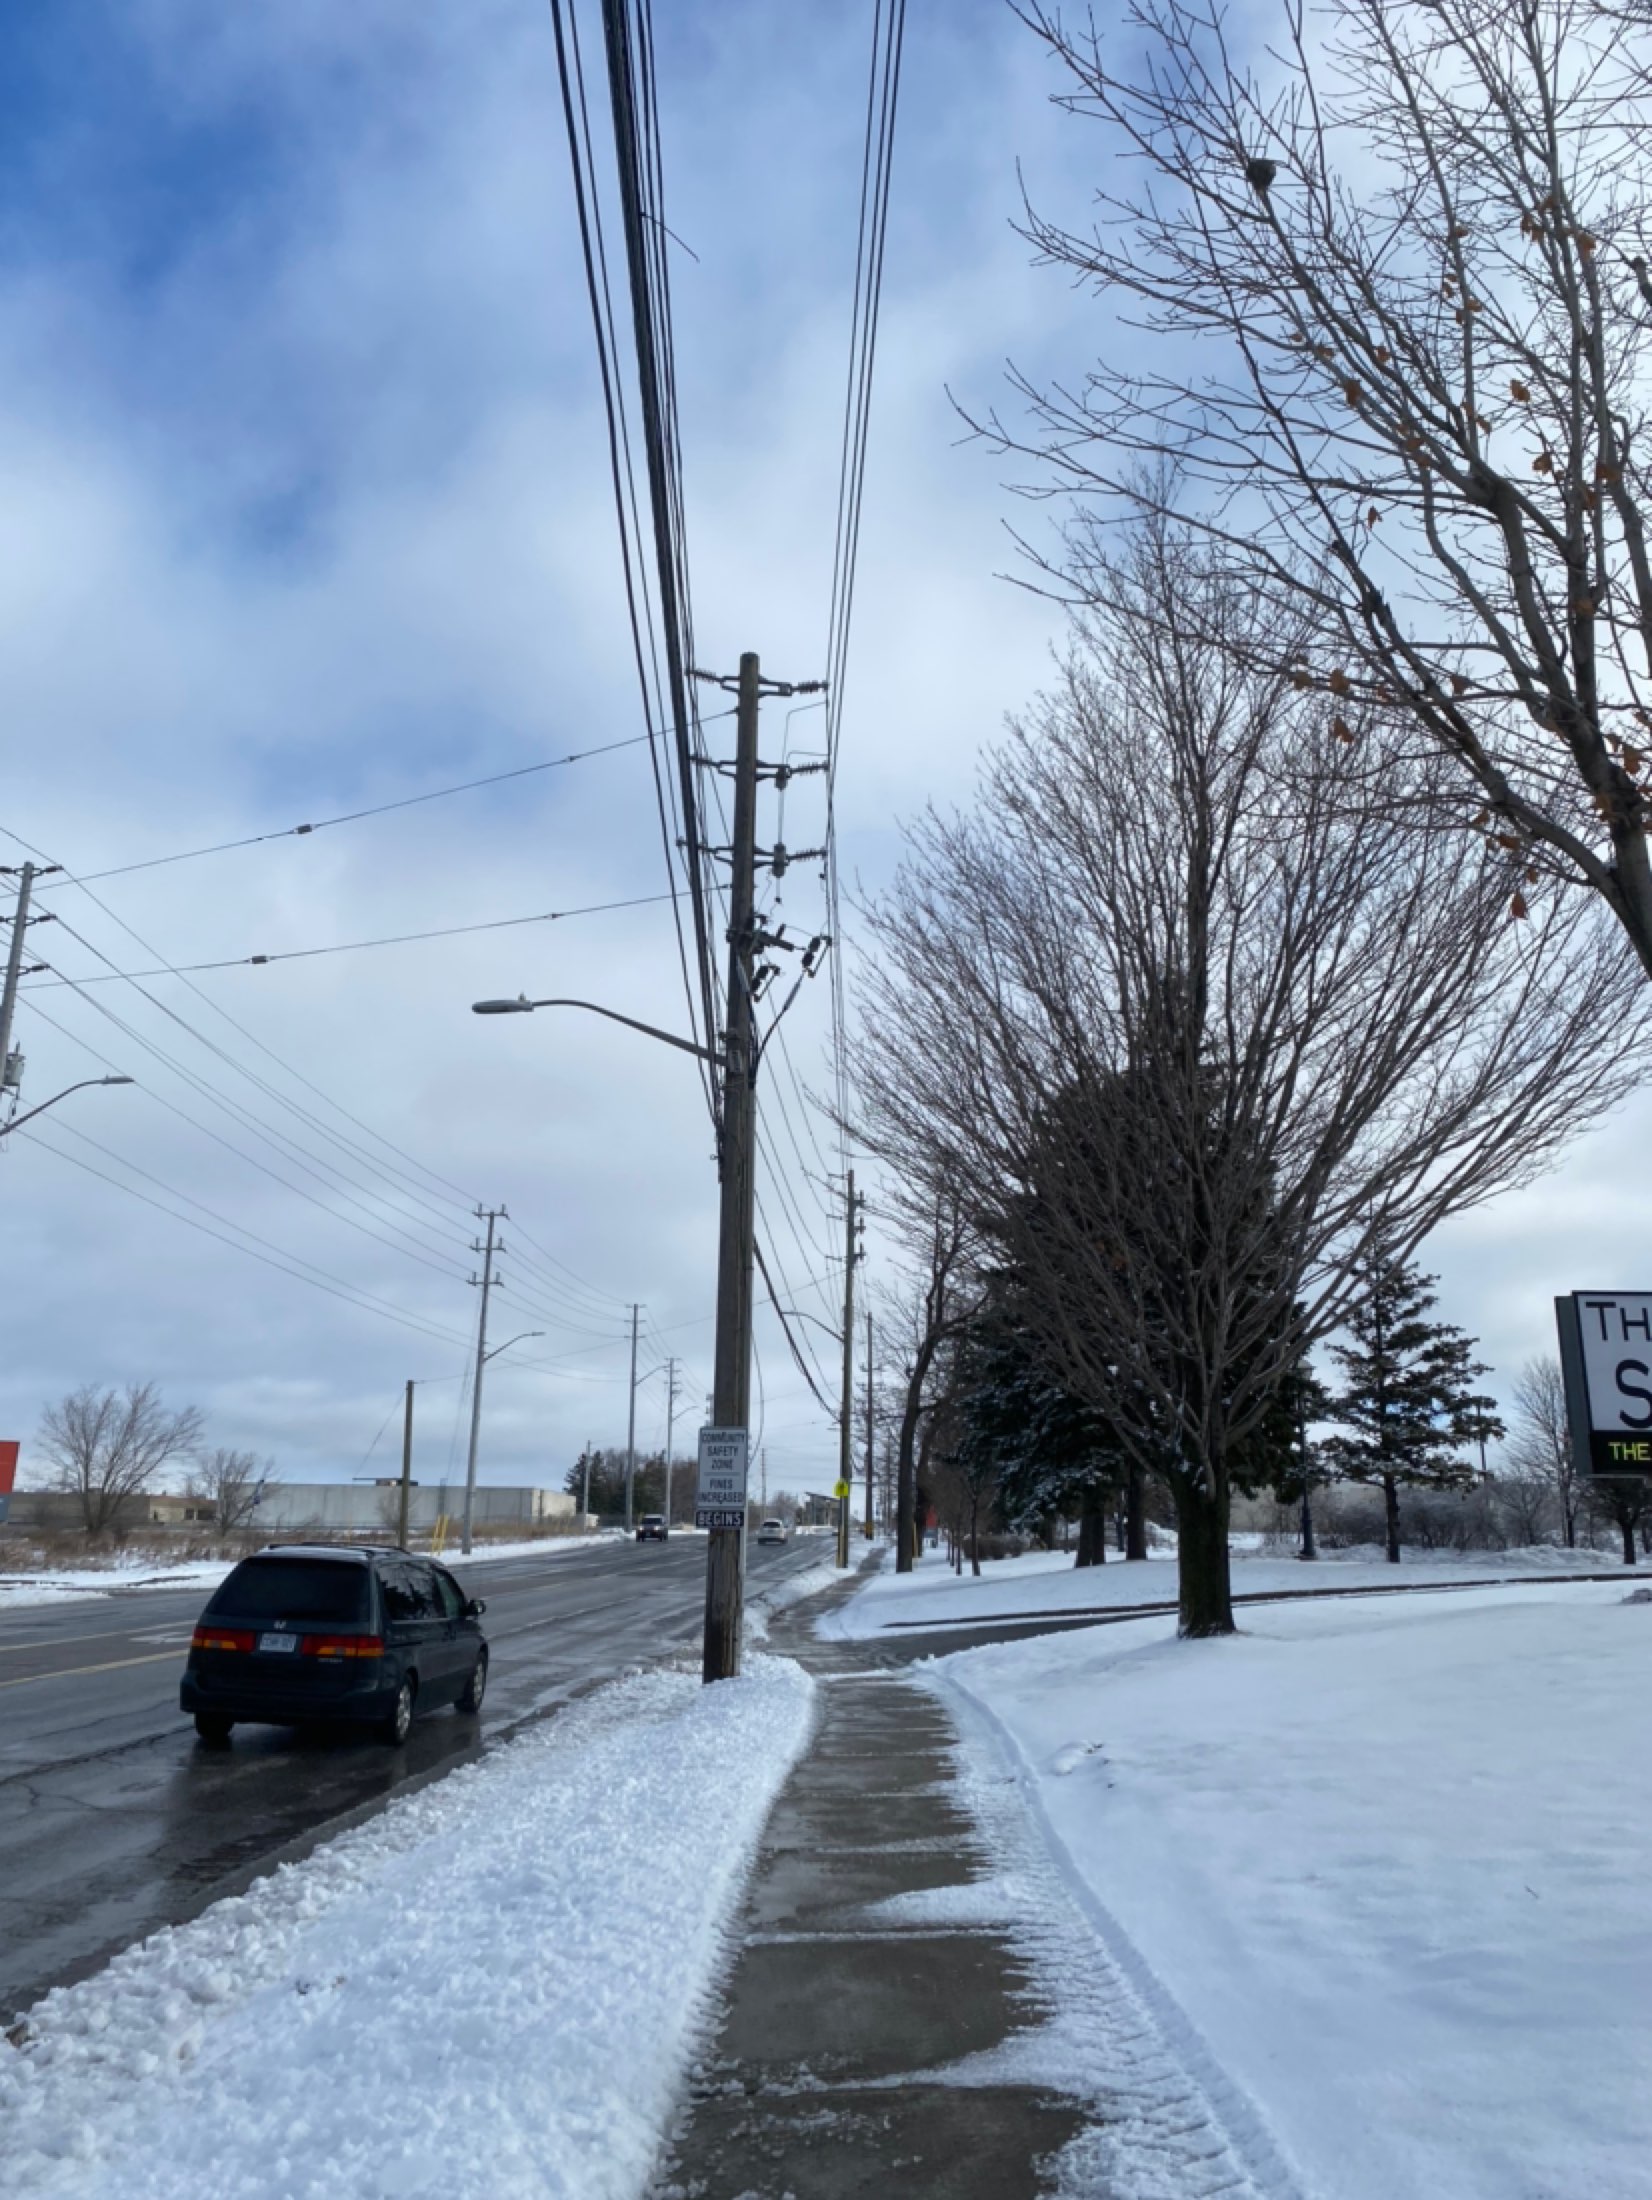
<box><xmin>833</xmin><ymin>1479</ymin><xmax>851</xmax><ymax>1499</ymax></box>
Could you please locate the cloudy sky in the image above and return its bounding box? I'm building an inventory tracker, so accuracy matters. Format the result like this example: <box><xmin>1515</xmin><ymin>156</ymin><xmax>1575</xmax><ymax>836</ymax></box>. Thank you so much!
<box><xmin>2</xmin><ymin>0</ymin><xmax>1647</xmax><ymax>1502</ymax></box>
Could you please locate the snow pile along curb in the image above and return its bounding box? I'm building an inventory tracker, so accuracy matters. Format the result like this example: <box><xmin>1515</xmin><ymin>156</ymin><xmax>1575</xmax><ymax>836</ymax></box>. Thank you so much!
<box><xmin>1</xmin><ymin>1656</ymin><xmax>816</xmax><ymax>2200</ymax></box>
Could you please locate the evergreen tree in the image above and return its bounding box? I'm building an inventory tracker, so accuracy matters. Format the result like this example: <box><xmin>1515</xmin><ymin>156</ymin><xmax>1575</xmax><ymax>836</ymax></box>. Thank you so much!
<box><xmin>949</xmin><ymin>1296</ymin><xmax>1141</xmax><ymax>1566</ymax></box>
<box><xmin>1321</xmin><ymin>1257</ymin><xmax>1499</xmax><ymax>1563</ymax></box>
<box><xmin>1260</xmin><ymin>1353</ymin><xmax>1334</xmax><ymax>1559</ymax></box>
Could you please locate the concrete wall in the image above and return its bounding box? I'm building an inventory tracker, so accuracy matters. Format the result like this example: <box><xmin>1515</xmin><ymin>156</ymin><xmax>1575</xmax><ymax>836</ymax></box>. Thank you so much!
<box><xmin>252</xmin><ymin>1484</ymin><xmax>576</xmax><ymax>1533</ymax></box>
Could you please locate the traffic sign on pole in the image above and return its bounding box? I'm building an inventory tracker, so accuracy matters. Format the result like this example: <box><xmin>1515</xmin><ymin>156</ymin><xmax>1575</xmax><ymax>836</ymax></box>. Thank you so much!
<box><xmin>696</xmin><ymin>1427</ymin><xmax>750</xmax><ymax>1531</ymax></box>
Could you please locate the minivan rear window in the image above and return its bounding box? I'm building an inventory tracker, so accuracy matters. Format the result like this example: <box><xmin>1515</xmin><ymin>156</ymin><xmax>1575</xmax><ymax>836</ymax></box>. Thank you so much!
<box><xmin>208</xmin><ymin>1559</ymin><xmax>370</xmax><ymax>1625</ymax></box>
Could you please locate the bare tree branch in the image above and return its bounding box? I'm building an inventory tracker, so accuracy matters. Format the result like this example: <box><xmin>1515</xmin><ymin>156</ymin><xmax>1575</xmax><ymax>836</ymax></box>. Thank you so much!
<box><xmin>986</xmin><ymin>0</ymin><xmax>1652</xmax><ymax>976</ymax></box>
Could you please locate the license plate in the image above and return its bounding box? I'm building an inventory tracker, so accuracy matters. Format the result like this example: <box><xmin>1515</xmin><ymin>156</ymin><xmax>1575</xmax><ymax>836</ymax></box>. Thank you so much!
<box><xmin>259</xmin><ymin>1631</ymin><xmax>297</xmax><ymax>1653</ymax></box>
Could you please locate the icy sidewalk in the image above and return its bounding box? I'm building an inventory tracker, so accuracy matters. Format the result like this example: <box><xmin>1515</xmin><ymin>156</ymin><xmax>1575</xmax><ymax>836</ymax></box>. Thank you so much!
<box><xmin>0</xmin><ymin>1656</ymin><xmax>814</xmax><ymax>2200</ymax></box>
<box><xmin>658</xmin><ymin>1635</ymin><xmax>1277</xmax><ymax>2199</ymax></box>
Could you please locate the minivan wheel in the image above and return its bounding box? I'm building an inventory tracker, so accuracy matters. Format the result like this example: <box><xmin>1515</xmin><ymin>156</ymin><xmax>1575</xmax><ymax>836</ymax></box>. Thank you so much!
<box><xmin>194</xmin><ymin>1713</ymin><xmax>233</xmax><ymax>1747</ymax></box>
<box><xmin>456</xmin><ymin>1652</ymin><xmax>488</xmax><ymax>1715</ymax></box>
<box><xmin>382</xmin><ymin>1677</ymin><xmax>415</xmax><ymax>1745</ymax></box>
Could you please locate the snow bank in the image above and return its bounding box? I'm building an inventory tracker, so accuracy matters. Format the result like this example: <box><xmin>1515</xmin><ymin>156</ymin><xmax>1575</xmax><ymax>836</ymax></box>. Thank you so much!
<box><xmin>819</xmin><ymin>1539</ymin><xmax>1647</xmax><ymax>1639</ymax></box>
<box><xmin>0</xmin><ymin>1533</ymin><xmax>617</xmax><ymax>1611</ymax></box>
<box><xmin>2</xmin><ymin>1656</ymin><xmax>815</xmax><ymax>2200</ymax></box>
<box><xmin>930</xmin><ymin>1579</ymin><xmax>1652</xmax><ymax>2200</ymax></box>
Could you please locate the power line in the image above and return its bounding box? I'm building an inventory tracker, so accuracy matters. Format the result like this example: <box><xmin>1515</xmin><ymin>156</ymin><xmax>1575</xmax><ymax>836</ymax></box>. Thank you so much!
<box><xmin>21</xmin><ymin>889</ymin><xmax>681</xmax><ymax>988</ymax></box>
<box><xmin>19</xmin><ymin>1122</ymin><xmax>483</xmax><ymax>1355</ymax></box>
<box><xmin>754</xmin><ymin>1235</ymin><xmax>835</xmax><ymax>1415</ymax></box>
<box><xmin>50</xmin><ymin>733</ymin><xmax>656</xmax><ymax>885</ymax></box>
<box><xmin>19</xmin><ymin>991</ymin><xmax>474</xmax><ymax>1287</ymax></box>
<box><xmin>16</xmin><ymin>959</ymin><xmax>481</xmax><ymax>1278</ymax></box>
<box><xmin>820</xmin><ymin>0</ymin><xmax>909</xmax><ymax>1167</ymax></box>
<box><xmin>546</xmin><ymin>0</ymin><xmax>719</xmax><ymax>1123</ymax></box>
<box><xmin>0</xmin><ymin>820</ymin><xmax>485</xmax><ymax>1224</ymax></box>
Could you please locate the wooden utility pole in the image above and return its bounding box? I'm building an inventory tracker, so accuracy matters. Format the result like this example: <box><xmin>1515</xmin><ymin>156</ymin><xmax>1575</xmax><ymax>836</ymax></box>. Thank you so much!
<box><xmin>662</xmin><ymin>1356</ymin><xmax>679</xmax><ymax>1528</ymax></box>
<box><xmin>864</xmin><ymin>1308</ymin><xmax>875</xmax><ymax>1539</ymax></box>
<box><xmin>836</xmin><ymin>1168</ymin><xmax>859</xmax><ymax>1569</ymax></box>
<box><xmin>703</xmin><ymin>652</ymin><xmax>762</xmax><ymax>1680</ymax></box>
<box><xmin>396</xmin><ymin>1381</ymin><xmax>415</xmax><ymax>1549</ymax></box>
<box><xmin>0</xmin><ymin>864</ymin><xmax>38</xmax><ymax>1099</ymax></box>
<box><xmin>624</xmin><ymin>1302</ymin><xmax>641</xmax><ymax>1534</ymax></box>
<box><xmin>461</xmin><ymin>1205</ymin><xmax>506</xmax><ymax>1556</ymax></box>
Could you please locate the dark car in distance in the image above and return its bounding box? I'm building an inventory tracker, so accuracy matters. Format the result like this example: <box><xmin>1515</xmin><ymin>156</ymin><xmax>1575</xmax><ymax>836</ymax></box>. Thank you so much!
<box><xmin>180</xmin><ymin>1545</ymin><xmax>488</xmax><ymax>1747</ymax></box>
<box><xmin>636</xmin><ymin>1514</ymin><xmax>668</xmax><ymax>1542</ymax></box>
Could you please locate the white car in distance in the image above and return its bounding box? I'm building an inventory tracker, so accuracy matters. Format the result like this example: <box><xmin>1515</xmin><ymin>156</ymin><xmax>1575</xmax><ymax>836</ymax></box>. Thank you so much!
<box><xmin>756</xmin><ymin>1518</ymin><xmax>788</xmax><ymax>1545</ymax></box>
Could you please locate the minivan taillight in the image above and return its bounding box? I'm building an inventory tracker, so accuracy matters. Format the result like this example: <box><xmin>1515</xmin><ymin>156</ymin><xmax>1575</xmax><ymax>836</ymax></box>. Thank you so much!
<box><xmin>300</xmin><ymin>1634</ymin><xmax>384</xmax><ymax>1660</ymax></box>
<box><xmin>192</xmin><ymin>1626</ymin><xmax>255</xmax><ymax>1653</ymax></box>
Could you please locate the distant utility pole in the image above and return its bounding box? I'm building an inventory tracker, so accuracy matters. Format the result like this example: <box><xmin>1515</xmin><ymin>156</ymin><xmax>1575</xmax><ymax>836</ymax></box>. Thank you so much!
<box><xmin>864</xmin><ymin>1308</ymin><xmax>875</xmax><ymax>1539</ymax></box>
<box><xmin>761</xmin><ymin>1447</ymin><xmax>768</xmax><ymax>1510</ymax></box>
<box><xmin>0</xmin><ymin>862</ymin><xmax>58</xmax><ymax>1113</ymax></box>
<box><xmin>396</xmin><ymin>1380</ymin><xmax>415</xmax><ymax>1549</ymax></box>
<box><xmin>836</xmin><ymin>1168</ymin><xmax>862</xmax><ymax>1569</ymax></box>
<box><xmin>581</xmin><ymin>1437</ymin><xmax>593</xmax><ymax>1528</ymax></box>
<box><xmin>624</xmin><ymin>1302</ymin><xmax>641</xmax><ymax>1534</ymax></box>
<box><xmin>460</xmin><ymin>1204</ymin><xmax>506</xmax><ymax>1556</ymax></box>
<box><xmin>662</xmin><ymin>1357</ymin><xmax>680</xmax><ymax>1528</ymax></box>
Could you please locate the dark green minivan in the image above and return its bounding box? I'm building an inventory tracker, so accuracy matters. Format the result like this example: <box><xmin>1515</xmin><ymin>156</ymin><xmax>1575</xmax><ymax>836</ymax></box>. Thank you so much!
<box><xmin>180</xmin><ymin>1544</ymin><xmax>488</xmax><ymax>1746</ymax></box>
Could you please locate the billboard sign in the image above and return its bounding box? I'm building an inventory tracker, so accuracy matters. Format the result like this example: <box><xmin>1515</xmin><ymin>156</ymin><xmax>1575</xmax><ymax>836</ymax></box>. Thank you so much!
<box><xmin>0</xmin><ymin>1439</ymin><xmax>17</xmax><ymax>1526</ymax></box>
<box><xmin>1556</xmin><ymin>1294</ymin><xmax>1652</xmax><ymax>1475</ymax></box>
<box><xmin>695</xmin><ymin>1426</ymin><xmax>749</xmax><ymax>1531</ymax></box>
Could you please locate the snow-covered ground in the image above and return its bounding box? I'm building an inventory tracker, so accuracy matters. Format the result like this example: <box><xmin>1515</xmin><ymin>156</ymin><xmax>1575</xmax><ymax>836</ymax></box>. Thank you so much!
<box><xmin>818</xmin><ymin>1538</ymin><xmax>1648</xmax><ymax>1640</ymax></box>
<box><xmin>0</xmin><ymin>1531</ymin><xmax>622</xmax><ymax>1613</ymax></box>
<box><xmin>1</xmin><ymin>1655</ymin><xmax>815</xmax><ymax>2200</ymax></box>
<box><xmin>921</xmin><ymin>1574</ymin><xmax>1652</xmax><ymax>2200</ymax></box>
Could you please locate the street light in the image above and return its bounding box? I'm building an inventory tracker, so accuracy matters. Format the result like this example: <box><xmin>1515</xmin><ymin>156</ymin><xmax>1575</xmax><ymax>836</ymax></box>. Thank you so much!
<box><xmin>461</xmin><ymin>1329</ymin><xmax>544</xmax><ymax>1557</ymax></box>
<box><xmin>0</xmin><ymin>1075</ymin><xmax>134</xmax><ymax>1140</ymax></box>
<box><xmin>472</xmin><ymin>959</ymin><xmax>755</xmax><ymax>1684</ymax></box>
<box><xmin>472</xmin><ymin>996</ymin><xmax>721</xmax><ymax>1065</ymax></box>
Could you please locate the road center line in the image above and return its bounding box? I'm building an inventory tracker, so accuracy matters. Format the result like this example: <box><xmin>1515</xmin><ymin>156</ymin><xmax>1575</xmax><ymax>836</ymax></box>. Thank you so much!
<box><xmin>0</xmin><ymin>1649</ymin><xmax>182</xmax><ymax>1691</ymax></box>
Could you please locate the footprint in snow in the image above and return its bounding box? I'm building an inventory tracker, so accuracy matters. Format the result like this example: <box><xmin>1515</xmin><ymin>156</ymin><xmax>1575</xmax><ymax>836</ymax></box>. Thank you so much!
<box><xmin>1050</xmin><ymin>1741</ymin><xmax>1105</xmax><ymax>1775</ymax></box>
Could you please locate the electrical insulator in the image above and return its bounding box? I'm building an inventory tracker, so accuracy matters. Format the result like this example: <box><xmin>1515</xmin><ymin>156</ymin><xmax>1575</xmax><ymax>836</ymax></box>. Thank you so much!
<box><xmin>2</xmin><ymin>1049</ymin><xmax>22</xmax><ymax>1093</ymax></box>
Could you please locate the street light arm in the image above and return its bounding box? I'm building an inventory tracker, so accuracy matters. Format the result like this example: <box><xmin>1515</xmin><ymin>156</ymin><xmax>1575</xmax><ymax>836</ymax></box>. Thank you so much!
<box><xmin>472</xmin><ymin>996</ymin><xmax>721</xmax><ymax>1066</ymax></box>
<box><xmin>769</xmin><ymin>1304</ymin><xmax>844</xmax><ymax>1345</ymax></box>
<box><xmin>0</xmin><ymin>1076</ymin><xmax>133</xmax><ymax>1138</ymax></box>
<box><xmin>482</xmin><ymin>1330</ymin><xmax>544</xmax><ymax>1367</ymax></box>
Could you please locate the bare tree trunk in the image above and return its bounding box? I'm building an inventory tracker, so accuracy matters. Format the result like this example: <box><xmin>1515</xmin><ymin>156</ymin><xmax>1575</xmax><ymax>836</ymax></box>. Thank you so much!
<box><xmin>1383</xmin><ymin>1473</ymin><xmax>1402</xmax><ymax>1564</ymax></box>
<box><xmin>1125</xmin><ymin>1462</ymin><xmax>1148</xmax><ymax>1561</ymax></box>
<box><xmin>895</xmin><ymin>1374</ymin><xmax>923</xmax><ymax>1575</ymax></box>
<box><xmin>1076</xmin><ymin>1483</ymin><xmax>1108</xmax><ymax>1567</ymax></box>
<box><xmin>969</xmin><ymin>1489</ymin><xmax>982</xmax><ymax>1577</ymax></box>
<box><xmin>1171</xmin><ymin>1468</ymin><xmax>1234</xmax><ymax>1637</ymax></box>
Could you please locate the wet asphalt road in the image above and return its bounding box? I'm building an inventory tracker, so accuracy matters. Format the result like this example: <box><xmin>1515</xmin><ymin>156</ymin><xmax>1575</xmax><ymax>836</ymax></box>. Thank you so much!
<box><xmin>0</xmin><ymin>1535</ymin><xmax>825</xmax><ymax>2024</ymax></box>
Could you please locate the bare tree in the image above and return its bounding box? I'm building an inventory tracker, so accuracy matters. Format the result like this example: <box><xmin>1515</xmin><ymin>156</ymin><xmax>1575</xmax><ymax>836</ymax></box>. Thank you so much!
<box><xmin>880</xmin><ymin>1205</ymin><xmax>977</xmax><ymax>1572</ymax></box>
<box><xmin>37</xmin><ymin>1382</ymin><xmax>205</xmax><ymax>1536</ymax></box>
<box><xmin>1505</xmin><ymin>1353</ymin><xmax>1582</xmax><ymax>1543</ymax></box>
<box><xmin>992</xmin><ymin>0</ymin><xmax>1652</xmax><ymax>979</ymax></box>
<box><xmin>187</xmin><ymin>1447</ymin><xmax>275</xmax><ymax>1534</ymax></box>
<box><xmin>852</xmin><ymin>524</ymin><xmax>1649</xmax><ymax>1635</ymax></box>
